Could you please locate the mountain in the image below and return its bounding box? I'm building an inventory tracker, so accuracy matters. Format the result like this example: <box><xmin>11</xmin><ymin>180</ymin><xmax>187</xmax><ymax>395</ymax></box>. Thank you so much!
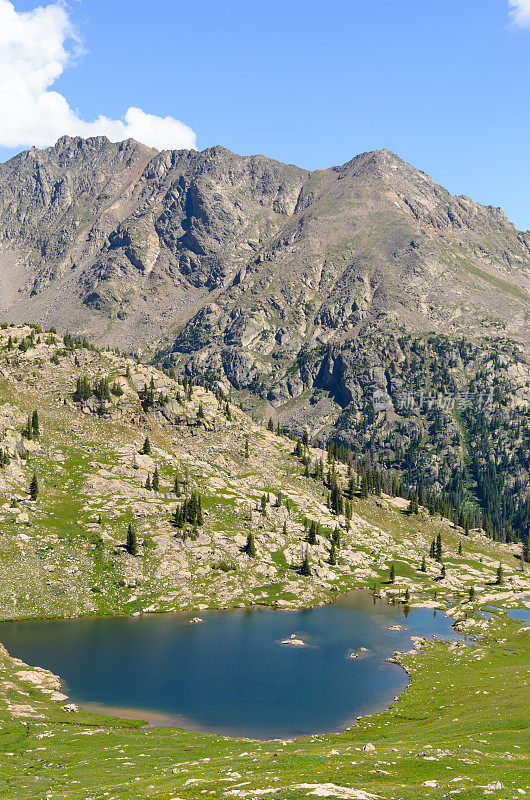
<box><xmin>0</xmin><ymin>138</ymin><xmax>529</xmax><ymax>541</ymax></box>
<box><xmin>0</xmin><ymin>137</ymin><xmax>528</xmax><ymax>354</ymax></box>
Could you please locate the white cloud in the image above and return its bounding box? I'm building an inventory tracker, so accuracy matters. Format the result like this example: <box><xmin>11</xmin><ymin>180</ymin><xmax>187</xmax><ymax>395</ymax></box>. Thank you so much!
<box><xmin>508</xmin><ymin>0</ymin><xmax>530</xmax><ymax>28</ymax></box>
<box><xmin>0</xmin><ymin>0</ymin><xmax>196</xmax><ymax>150</ymax></box>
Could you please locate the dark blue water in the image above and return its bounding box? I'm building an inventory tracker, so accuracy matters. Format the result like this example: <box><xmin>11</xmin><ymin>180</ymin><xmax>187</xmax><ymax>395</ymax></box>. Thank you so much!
<box><xmin>0</xmin><ymin>591</ymin><xmax>458</xmax><ymax>739</ymax></box>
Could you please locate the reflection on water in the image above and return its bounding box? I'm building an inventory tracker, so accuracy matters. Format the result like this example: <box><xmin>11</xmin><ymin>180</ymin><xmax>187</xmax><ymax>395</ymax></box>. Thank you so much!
<box><xmin>0</xmin><ymin>591</ymin><xmax>458</xmax><ymax>739</ymax></box>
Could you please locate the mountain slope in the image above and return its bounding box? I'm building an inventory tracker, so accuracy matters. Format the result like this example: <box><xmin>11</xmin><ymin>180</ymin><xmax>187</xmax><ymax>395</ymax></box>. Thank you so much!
<box><xmin>1</xmin><ymin>139</ymin><xmax>529</xmax><ymax>542</ymax></box>
<box><xmin>0</xmin><ymin>324</ymin><xmax>526</xmax><ymax>620</ymax></box>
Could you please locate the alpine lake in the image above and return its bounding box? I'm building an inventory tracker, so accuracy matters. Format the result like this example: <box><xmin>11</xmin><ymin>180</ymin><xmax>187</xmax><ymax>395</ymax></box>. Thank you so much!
<box><xmin>0</xmin><ymin>590</ymin><xmax>460</xmax><ymax>739</ymax></box>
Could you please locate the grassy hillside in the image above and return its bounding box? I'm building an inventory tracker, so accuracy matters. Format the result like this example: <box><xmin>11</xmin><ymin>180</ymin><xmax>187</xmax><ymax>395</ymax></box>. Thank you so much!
<box><xmin>0</xmin><ymin>325</ymin><xmax>527</xmax><ymax>799</ymax></box>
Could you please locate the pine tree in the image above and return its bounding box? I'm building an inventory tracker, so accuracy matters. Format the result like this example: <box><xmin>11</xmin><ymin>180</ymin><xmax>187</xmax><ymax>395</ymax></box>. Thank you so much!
<box><xmin>145</xmin><ymin>474</ymin><xmax>151</xmax><ymax>490</ymax></box>
<box><xmin>307</xmin><ymin>521</ymin><xmax>317</xmax><ymax>545</ymax></box>
<box><xmin>435</xmin><ymin>533</ymin><xmax>443</xmax><ymax>562</ymax></box>
<box><xmin>329</xmin><ymin>542</ymin><xmax>337</xmax><ymax>565</ymax></box>
<box><xmin>197</xmin><ymin>402</ymin><xmax>205</xmax><ymax>419</ymax></box>
<box><xmin>300</xmin><ymin>549</ymin><xmax>311</xmax><ymax>576</ymax></box>
<box><xmin>282</xmin><ymin>520</ymin><xmax>287</xmax><ymax>536</ymax></box>
<box><xmin>29</xmin><ymin>473</ymin><xmax>39</xmax><ymax>501</ymax></box>
<box><xmin>429</xmin><ymin>539</ymin><xmax>436</xmax><ymax>559</ymax></box>
<box><xmin>23</xmin><ymin>413</ymin><xmax>33</xmax><ymax>440</ymax></box>
<box><xmin>441</xmin><ymin>564</ymin><xmax>446</xmax><ymax>578</ymax></box>
<box><xmin>141</xmin><ymin>436</ymin><xmax>151</xmax><ymax>455</ymax></box>
<box><xmin>360</xmin><ymin>473</ymin><xmax>368</xmax><ymax>499</ymax></box>
<box><xmin>196</xmin><ymin>495</ymin><xmax>204</xmax><ymax>526</ymax></box>
<box><xmin>420</xmin><ymin>555</ymin><xmax>426</xmax><ymax>572</ymax></box>
<box><xmin>152</xmin><ymin>467</ymin><xmax>159</xmax><ymax>491</ymax></box>
<box><xmin>243</xmin><ymin>531</ymin><xmax>256</xmax><ymax>557</ymax></box>
<box><xmin>496</xmin><ymin>564</ymin><xmax>504</xmax><ymax>585</ymax></box>
<box><xmin>458</xmin><ymin>540</ymin><xmax>462</xmax><ymax>555</ymax></box>
<box><xmin>389</xmin><ymin>563</ymin><xmax>395</xmax><ymax>583</ymax></box>
<box><xmin>404</xmin><ymin>587</ymin><xmax>410</xmax><ymax>602</ymax></box>
<box><xmin>126</xmin><ymin>523</ymin><xmax>138</xmax><ymax>556</ymax></box>
<box><xmin>171</xmin><ymin>506</ymin><xmax>184</xmax><ymax>528</ymax></box>
<box><xmin>469</xmin><ymin>585</ymin><xmax>476</xmax><ymax>601</ymax></box>
<box><xmin>407</xmin><ymin>491</ymin><xmax>419</xmax><ymax>515</ymax></box>
<box><xmin>73</xmin><ymin>376</ymin><xmax>92</xmax><ymax>402</ymax></box>
<box><xmin>244</xmin><ymin>438</ymin><xmax>249</xmax><ymax>459</ymax></box>
<box><xmin>31</xmin><ymin>410</ymin><xmax>39</xmax><ymax>437</ymax></box>
<box><xmin>173</xmin><ymin>475</ymin><xmax>181</xmax><ymax>496</ymax></box>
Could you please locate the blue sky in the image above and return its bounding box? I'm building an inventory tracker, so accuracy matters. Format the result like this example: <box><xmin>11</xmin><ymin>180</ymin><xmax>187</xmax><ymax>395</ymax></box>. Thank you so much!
<box><xmin>1</xmin><ymin>0</ymin><xmax>530</xmax><ymax>229</ymax></box>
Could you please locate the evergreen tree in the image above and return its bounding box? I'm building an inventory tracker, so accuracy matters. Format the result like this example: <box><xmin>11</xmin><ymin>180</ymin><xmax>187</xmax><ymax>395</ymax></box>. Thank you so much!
<box><xmin>307</xmin><ymin>521</ymin><xmax>317</xmax><ymax>545</ymax></box>
<box><xmin>429</xmin><ymin>539</ymin><xmax>436</xmax><ymax>559</ymax></box>
<box><xmin>173</xmin><ymin>475</ymin><xmax>181</xmax><ymax>496</ymax></box>
<box><xmin>360</xmin><ymin>473</ymin><xmax>369</xmax><ymax>499</ymax></box>
<box><xmin>282</xmin><ymin>520</ymin><xmax>287</xmax><ymax>536</ymax></box>
<box><xmin>329</xmin><ymin>541</ymin><xmax>337</xmax><ymax>565</ymax></box>
<box><xmin>152</xmin><ymin>467</ymin><xmax>159</xmax><ymax>492</ymax></box>
<box><xmin>170</xmin><ymin>506</ymin><xmax>184</xmax><ymax>528</ymax></box>
<box><xmin>197</xmin><ymin>402</ymin><xmax>205</xmax><ymax>419</ymax></box>
<box><xmin>73</xmin><ymin>376</ymin><xmax>92</xmax><ymax>402</ymax></box>
<box><xmin>496</xmin><ymin>564</ymin><xmax>504</xmax><ymax>585</ymax></box>
<box><xmin>196</xmin><ymin>495</ymin><xmax>204</xmax><ymax>526</ymax></box>
<box><xmin>441</xmin><ymin>564</ymin><xmax>446</xmax><ymax>578</ymax></box>
<box><xmin>300</xmin><ymin>549</ymin><xmax>311</xmax><ymax>576</ymax></box>
<box><xmin>29</xmin><ymin>473</ymin><xmax>39</xmax><ymax>501</ymax></box>
<box><xmin>469</xmin><ymin>585</ymin><xmax>476</xmax><ymax>601</ymax></box>
<box><xmin>244</xmin><ymin>438</ymin><xmax>249</xmax><ymax>459</ymax></box>
<box><xmin>31</xmin><ymin>410</ymin><xmax>39</xmax><ymax>437</ymax></box>
<box><xmin>435</xmin><ymin>533</ymin><xmax>443</xmax><ymax>562</ymax></box>
<box><xmin>404</xmin><ymin>587</ymin><xmax>410</xmax><ymax>602</ymax></box>
<box><xmin>407</xmin><ymin>491</ymin><xmax>419</xmax><ymax>515</ymax></box>
<box><xmin>420</xmin><ymin>555</ymin><xmax>426</xmax><ymax>572</ymax></box>
<box><xmin>23</xmin><ymin>413</ymin><xmax>33</xmax><ymax>440</ymax></box>
<box><xmin>141</xmin><ymin>436</ymin><xmax>151</xmax><ymax>455</ymax></box>
<box><xmin>267</xmin><ymin>418</ymin><xmax>274</xmax><ymax>432</ymax></box>
<box><xmin>389</xmin><ymin>563</ymin><xmax>395</xmax><ymax>583</ymax></box>
<box><xmin>243</xmin><ymin>531</ymin><xmax>256</xmax><ymax>557</ymax></box>
<box><xmin>126</xmin><ymin>523</ymin><xmax>138</xmax><ymax>556</ymax></box>
<box><xmin>458</xmin><ymin>540</ymin><xmax>462</xmax><ymax>555</ymax></box>
<box><xmin>330</xmin><ymin>485</ymin><xmax>343</xmax><ymax>515</ymax></box>
<box><xmin>145</xmin><ymin>474</ymin><xmax>151</xmax><ymax>490</ymax></box>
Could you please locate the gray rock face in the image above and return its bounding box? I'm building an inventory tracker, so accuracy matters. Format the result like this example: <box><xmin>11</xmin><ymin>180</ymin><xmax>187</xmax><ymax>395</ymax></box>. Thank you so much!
<box><xmin>1</xmin><ymin>138</ymin><xmax>528</xmax><ymax>355</ymax></box>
